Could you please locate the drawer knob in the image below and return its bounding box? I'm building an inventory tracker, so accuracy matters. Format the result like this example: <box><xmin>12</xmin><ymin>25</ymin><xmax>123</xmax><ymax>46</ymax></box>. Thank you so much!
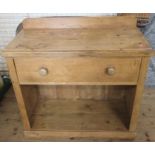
<box><xmin>39</xmin><ymin>67</ymin><xmax>48</xmax><ymax>76</ymax></box>
<box><xmin>106</xmin><ymin>67</ymin><xmax>115</xmax><ymax>76</ymax></box>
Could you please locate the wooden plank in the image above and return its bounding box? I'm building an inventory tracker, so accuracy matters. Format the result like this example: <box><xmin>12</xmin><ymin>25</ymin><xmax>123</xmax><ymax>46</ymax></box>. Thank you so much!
<box><xmin>37</xmin><ymin>85</ymin><xmax>127</xmax><ymax>100</ymax></box>
<box><xmin>3</xmin><ymin>28</ymin><xmax>152</xmax><ymax>55</ymax></box>
<box><xmin>31</xmin><ymin>99</ymin><xmax>129</xmax><ymax>131</ymax></box>
<box><xmin>129</xmin><ymin>57</ymin><xmax>150</xmax><ymax>131</ymax></box>
<box><xmin>3</xmin><ymin>50</ymin><xmax>154</xmax><ymax>57</ymax></box>
<box><xmin>24</xmin><ymin>130</ymin><xmax>136</xmax><ymax>140</ymax></box>
<box><xmin>17</xmin><ymin>82</ymin><xmax>138</xmax><ymax>86</ymax></box>
<box><xmin>3</xmin><ymin>16</ymin><xmax>153</xmax><ymax>57</ymax></box>
<box><xmin>22</xmin><ymin>16</ymin><xmax>137</xmax><ymax>29</ymax></box>
<box><xmin>14</xmin><ymin>57</ymin><xmax>141</xmax><ymax>84</ymax></box>
<box><xmin>6</xmin><ymin>58</ymin><xmax>31</xmax><ymax>130</ymax></box>
<box><xmin>34</xmin><ymin>99</ymin><xmax>127</xmax><ymax>115</ymax></box>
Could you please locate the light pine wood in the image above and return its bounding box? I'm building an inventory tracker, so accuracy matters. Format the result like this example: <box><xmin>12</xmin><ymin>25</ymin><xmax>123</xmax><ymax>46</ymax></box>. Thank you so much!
<box><xmin>3</xmin><ymin>28</ymin><xmax>152</xmax><ymax>55</ymax></box>
<box><xmin>24</xmin><ymin>131</ymin><xmax>136</xmax><ymax>140</ymax></box>
<box><xmin>22</xmin><ymin>16</ymin><xmax>137</xmax><ymax>29</ymax></box>
<box><xmin>2</xmin><ymin>17</ymin><xmax>154</xmax><ymax>57</ymax></box>
<box><xmin>6</xmin><ymin>58</ymin><xmax>31</xmax><ymax>130</ymax></box>
<box><xmin>14</xmin><ymin>57</ymin><xmax>141</xmax><ymax>85</ymax></box>
<box><xmin>3</xmin><ymin>16</ymin><xmax>153</xmax><ymax>140</ymax></box>
<box><xmin>31</xmin><ymin>99</ymin><xmax>129</xmax><ymax>131</ymax></box>
<box><xmin>37</xmin><ymin>85</ymin><xmax>127</xmax><ymax>100</ymax></box>
<box><xmin>3</xmin><ymin>50</ymin><xmax>154</xmax><ymax>57</ymax></box>
<box><xmin>27</xmin><ymin>96</ymin><xmax>132</xmax><ymax>139</ymax></box>
<box><xmin>129</xmin><ymin>57</ymin><xmax>150</xmax><ymax>131</ymax></box>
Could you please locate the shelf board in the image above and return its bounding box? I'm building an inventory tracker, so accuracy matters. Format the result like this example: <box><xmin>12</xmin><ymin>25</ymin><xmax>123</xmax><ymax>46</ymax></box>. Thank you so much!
<box><xmin>31</xmin><ymin>99</ymin><xmax>130</xmax><ymax>132</ymax></box>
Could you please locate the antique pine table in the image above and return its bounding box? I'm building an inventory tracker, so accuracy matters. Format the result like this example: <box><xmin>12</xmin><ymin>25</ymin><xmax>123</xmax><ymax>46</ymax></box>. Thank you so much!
<box><xmin>3</xmin><ymin>16</ymin><xmax>154</xmax><ymax>140</ymax></box>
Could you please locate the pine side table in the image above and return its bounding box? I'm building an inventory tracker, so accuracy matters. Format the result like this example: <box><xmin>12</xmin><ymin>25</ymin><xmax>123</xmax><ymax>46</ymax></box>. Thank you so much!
<box><xmin>3</xmin><ymin>16</ymin><xmax>154</xmax><ymax>140</ymax></box>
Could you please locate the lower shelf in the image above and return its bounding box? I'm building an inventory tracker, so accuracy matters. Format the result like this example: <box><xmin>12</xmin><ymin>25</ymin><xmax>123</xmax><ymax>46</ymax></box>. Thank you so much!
<box><xmin>30</xmin><ymin>99</ymin><xmax>130</xmax><ymax>132</ymax></box>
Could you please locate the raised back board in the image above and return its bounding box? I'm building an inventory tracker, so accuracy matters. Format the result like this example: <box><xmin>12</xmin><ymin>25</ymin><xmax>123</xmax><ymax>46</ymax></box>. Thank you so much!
<box><xmin>22</xmin><ymin>16</ymin><xmax>137</xmax><ymax>29</ymax></box>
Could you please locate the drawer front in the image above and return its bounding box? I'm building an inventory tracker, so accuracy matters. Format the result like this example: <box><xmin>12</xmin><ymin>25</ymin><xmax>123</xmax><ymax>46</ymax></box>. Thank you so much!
<box><xmin>14</xmin><ymin>57</ymin><xmax>141</xmax><ymax>84</ymax></box>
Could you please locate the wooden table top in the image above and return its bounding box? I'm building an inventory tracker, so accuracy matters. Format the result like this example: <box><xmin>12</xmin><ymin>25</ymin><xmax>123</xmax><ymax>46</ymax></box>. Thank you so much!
<box><xmin>3</xmin><ymin>16</ymin><xmax>154</xmax><ymax>57</ymax></box>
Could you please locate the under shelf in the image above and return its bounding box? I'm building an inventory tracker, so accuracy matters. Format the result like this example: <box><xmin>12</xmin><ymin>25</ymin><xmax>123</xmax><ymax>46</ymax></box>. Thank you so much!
<box><xmin>31</xmin><ymin>99</ymin><xmax>130</xmax><ymax>132</ymax></box>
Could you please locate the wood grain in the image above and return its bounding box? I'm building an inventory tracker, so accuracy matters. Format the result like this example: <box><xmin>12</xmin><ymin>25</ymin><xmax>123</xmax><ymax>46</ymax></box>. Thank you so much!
<box><xmin>37</xmin><ymin>85</ymin><xmax>129</xmax><ymax>100</ymax></box>
<box><xmin>31</xmin><ymin>99</ymin><xmax>129</xmax><ymax>131</ymax></box>
<box><xmin>3</xmin><ymin>28</ymin><xmax>152</xmax><ymax>54</ymax></box>
<box><xmin>14</xmin><ymin>57</ymin><xmax>141</xmax><ymax>85</ymax></box>
<box><xmin>24</xmin><ymin>131</ymin><xmax>136</xmax><ymax>140</ymax></box>
<box><xmin>6</xmin><ymin>58</ymin><xmax>31</xmax><ymax>130</ymax></box>
<box><xmin>22</xmin><ymin>16</ymin><xmax>137</xmax><ymax>29</ymax></box>
<box><xmin>3</xmin><ymin>16</ymin><xmax>154</xmax><ymax>57</ymax></box>
<box><xmin>2</xmin><ymin>16</ymin><xmax>153</xmax><ymax>140</ymax></box>
<box><xmin>129</xmin><ymin>57</ymin><xmax>150</xmax><ymax>131</ymax></box>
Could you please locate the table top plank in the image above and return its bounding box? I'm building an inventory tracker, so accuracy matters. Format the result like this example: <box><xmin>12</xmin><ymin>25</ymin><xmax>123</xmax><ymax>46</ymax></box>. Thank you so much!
<box><xmin>3</xmin><ymin>16</ymin><xmax>154</xmax><ymax>57</ymax></box>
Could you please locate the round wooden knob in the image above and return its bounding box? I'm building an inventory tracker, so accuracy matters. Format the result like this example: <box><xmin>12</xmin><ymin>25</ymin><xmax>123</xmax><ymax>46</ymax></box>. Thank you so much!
<box><xmin>39</xmin><ymin>67</ymin><xmax>48</xmax><ymax>76</ymax></box>
<box><xmin>106</xmin><ymin>67</ymin><xmax>115</xmax><ymax>76</ymax></box>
